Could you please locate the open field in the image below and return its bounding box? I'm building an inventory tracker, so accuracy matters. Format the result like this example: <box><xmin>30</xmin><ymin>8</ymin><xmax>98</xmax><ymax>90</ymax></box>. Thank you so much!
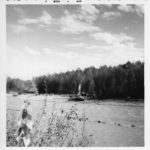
<box><xmin>6</xmin><ymin>94</ymin><xmax>144</xmax><ymax>147</ymax></box>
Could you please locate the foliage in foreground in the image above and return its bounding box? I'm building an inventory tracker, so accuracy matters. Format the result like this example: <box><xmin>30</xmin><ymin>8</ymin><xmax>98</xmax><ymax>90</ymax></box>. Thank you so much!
<box><xmin>7</xmin><ymin>105</ymin><xmax>91</xmax><ymax>147</ymax></box>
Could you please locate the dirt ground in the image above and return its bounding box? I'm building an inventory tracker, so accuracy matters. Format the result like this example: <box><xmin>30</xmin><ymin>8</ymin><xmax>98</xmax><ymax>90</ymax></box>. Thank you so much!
<box><xmin>6</xmin><ymin>93</ymin><xmax>144</xmax><ymax>147</ymax></box>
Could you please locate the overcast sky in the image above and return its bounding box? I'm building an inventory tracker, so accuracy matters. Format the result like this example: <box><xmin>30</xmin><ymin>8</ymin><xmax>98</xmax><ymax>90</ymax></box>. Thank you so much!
<box><xmin>6</xmin><ymin>4</ymin><xmax>144</xmax><ymax>80</ymax></box>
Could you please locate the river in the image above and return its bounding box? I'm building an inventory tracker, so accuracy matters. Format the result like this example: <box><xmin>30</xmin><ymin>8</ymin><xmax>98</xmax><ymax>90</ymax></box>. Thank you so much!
<box><xmin>7</xmin><ymin>93</ymin><xmax>144</xmax><ymax>146</ymax></box>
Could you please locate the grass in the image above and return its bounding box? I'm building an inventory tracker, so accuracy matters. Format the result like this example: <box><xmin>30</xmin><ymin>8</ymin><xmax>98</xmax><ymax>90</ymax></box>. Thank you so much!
<box><xmin>7</xmin><ymin>110</ymin><xmax>18</xmax><ymax>146</ymax></box>
<box><xmin>6</xmin><ymin>97</ymin><xmax>91</xmax><ymax>147</ymax></box>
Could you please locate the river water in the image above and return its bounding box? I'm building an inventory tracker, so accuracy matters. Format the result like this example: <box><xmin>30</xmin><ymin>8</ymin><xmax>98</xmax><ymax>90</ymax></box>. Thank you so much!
<box><xmin>7</xmin><ymin>94</ymin><xmax>144</xmax><ymax>146</ymax></box>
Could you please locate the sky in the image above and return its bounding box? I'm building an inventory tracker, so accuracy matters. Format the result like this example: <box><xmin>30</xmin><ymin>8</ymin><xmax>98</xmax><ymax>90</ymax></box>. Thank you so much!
<box><xmin>6</xmin><ymin>4</ymin><xmax>144</xmax><ymax>80</ymax></box>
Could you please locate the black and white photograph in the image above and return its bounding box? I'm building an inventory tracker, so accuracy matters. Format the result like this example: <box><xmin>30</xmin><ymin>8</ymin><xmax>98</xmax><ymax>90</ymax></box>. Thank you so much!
<box><xmin>2</xmin><ymin>0</ymin><xmax>147</xmax><ymax>147</ymax></box>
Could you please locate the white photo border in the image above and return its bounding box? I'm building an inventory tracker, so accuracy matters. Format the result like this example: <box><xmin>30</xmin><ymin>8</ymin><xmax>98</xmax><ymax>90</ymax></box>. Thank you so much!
<box><xmin>0</xmin><ymin>0</ymin><xmax>150</xmax><ymax>150</ymax></box>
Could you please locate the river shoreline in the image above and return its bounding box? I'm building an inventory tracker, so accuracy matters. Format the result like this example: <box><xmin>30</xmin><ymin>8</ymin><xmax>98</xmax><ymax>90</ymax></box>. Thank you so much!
<box><xmin>6</xmin><ymin>93</ymin><xmax>144</xmax><ymax>147</ymax></box>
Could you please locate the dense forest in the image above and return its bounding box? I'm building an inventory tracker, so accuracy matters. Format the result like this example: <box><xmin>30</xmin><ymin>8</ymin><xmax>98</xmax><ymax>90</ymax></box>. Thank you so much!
<box><xmin>6</xmin><ymin>77</ymin><xmax>36</xmax><ymax>93</ymax></box>
<box><xmin>7</xmin><ymin>61</ymin><xmax>144</xmax><ymax>100</ymax></box>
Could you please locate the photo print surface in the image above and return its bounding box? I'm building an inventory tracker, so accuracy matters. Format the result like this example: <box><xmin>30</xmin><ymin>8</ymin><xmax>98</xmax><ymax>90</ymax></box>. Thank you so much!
<box><xmin>6</xmin><ymin>4</ymin><xmax>144</xmax><ymax>147</ymax></box>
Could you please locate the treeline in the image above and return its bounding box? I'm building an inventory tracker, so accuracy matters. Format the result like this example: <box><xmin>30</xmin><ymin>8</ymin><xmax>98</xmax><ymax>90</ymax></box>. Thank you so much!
<box><xmin>34</xmin><ymin>61</ymin><xmax>144</xmax><ymax>100</ymax></box>
<box><xmin>6</xmin><ymin>77</ymin><xmax>36</xmax><ymax>93</ymax></box>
